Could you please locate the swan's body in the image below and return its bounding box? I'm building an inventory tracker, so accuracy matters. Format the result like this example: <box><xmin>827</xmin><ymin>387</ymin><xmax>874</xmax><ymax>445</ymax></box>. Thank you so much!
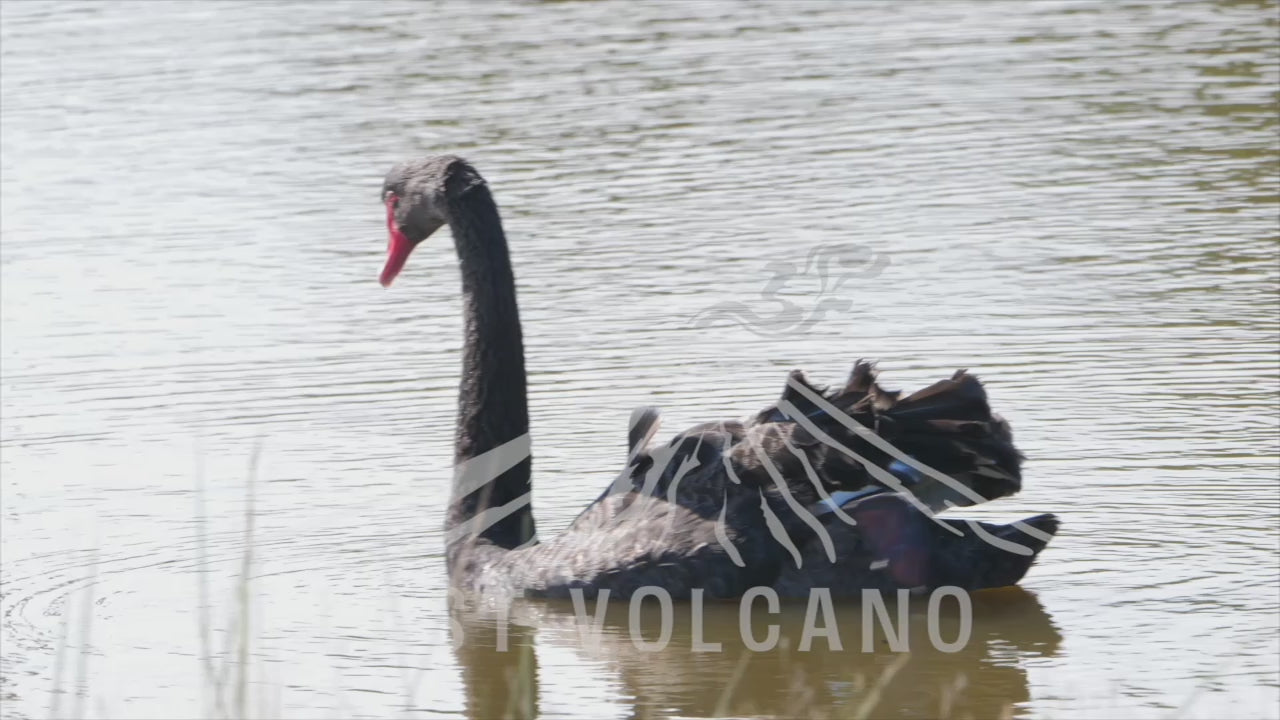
<box><xmin>379</xmin><ymin>155</ymin><xmax>1058</xmax><ymax>600</ymax></box>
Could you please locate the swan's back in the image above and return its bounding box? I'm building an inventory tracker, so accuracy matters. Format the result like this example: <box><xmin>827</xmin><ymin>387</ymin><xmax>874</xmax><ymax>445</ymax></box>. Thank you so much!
<box><xmin>459</xmin><ymin>361</ymin><xmax>1046</xmax><ymax>600</ymax></box>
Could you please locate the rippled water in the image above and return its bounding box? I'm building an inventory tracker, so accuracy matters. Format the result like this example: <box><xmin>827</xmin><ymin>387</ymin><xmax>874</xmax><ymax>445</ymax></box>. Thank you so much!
<box><xmin>2</xmin><ymin>1</ymin><xmax>1277</xmax><ymax>718</ymax></box>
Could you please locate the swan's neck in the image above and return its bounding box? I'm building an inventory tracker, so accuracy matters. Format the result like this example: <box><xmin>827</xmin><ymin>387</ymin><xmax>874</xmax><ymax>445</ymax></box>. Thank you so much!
<box><xmin>446</xmin><ymin>185</ymin><xmax>534</xmax><ymax>553</ymax></box>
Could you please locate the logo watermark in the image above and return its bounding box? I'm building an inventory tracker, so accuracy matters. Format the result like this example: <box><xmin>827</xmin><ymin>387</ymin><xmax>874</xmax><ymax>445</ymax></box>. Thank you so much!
<box><xmin>689</xmin><ymin>242</ymin><xmax>890</xmax><ymax>338</ymax></box>
<box><xmin>448</xmin><ymin>585</ymin><xmax>973</xmax><ymax>654</ymax></box>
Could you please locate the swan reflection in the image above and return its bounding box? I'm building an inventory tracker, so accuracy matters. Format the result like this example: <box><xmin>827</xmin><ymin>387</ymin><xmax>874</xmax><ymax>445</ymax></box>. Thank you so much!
<box><xmin>449</xmin><ymin>587</ymin><xmax>1060</xmax><ymax>719</ymax></box>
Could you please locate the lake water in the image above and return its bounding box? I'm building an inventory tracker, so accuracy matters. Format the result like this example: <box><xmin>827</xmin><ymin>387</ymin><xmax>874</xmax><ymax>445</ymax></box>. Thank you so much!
<box><xmin>2</xmin><ymin>1</ymin><xmax>1277</xmax><ymax>718</ymax></box>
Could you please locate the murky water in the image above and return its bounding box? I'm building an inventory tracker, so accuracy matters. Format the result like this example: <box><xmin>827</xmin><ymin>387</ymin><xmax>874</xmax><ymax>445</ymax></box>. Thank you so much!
<box><xmin>2</xmin><ymin>1</ymin><xmax>1277</xmax><ymax>718</ymax></box>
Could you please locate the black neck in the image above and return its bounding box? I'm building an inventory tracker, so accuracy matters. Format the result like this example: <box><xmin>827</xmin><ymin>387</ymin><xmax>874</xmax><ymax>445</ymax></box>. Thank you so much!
<box><xmin>444</xmin><ymin>184</ymin><xmax>535</xmax><ymax>552</ymax></box>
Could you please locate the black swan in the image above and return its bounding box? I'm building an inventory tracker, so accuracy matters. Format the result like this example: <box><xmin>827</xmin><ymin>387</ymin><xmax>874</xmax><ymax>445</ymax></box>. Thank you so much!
<box><xmin>378</xmin><ymin>155</ymin><xmax>1059</xmax><ymax>600</ymax></box>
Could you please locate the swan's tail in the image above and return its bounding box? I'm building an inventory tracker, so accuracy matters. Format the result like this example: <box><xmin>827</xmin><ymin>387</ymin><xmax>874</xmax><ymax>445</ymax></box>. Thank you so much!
<box><xmin>963</xmin><ymin>512</ymin><xmax>1060</xmax><ymax>589</ymax></box>
<box><xmin>849</xmin><ymin>494</ymin><xmax>1059</xmax><ymax>591</ymax></box>
<box><xmin>755</xmin><ymin>361</ymin><xmax>1023</xmax><ymax>512</ymax></box>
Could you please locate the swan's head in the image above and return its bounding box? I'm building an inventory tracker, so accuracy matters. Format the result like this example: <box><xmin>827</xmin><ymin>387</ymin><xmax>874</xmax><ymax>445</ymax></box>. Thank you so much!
<box><xmin>379</xmin><ymin>155</ymin><xmax>486</xmax><ymax>287</ymax></box>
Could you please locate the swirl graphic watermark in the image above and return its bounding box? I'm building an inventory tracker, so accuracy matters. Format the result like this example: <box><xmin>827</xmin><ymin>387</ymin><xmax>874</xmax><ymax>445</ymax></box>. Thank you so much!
<box><xmin>688</xmin><ymin>242</ymin><xmax>890</xmax><ymax>338</ymax></box>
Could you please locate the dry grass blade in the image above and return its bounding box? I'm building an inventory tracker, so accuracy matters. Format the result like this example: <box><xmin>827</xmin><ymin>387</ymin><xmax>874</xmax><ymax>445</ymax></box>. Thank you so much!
<box><xmin>851</xmin><ymin>652</ymin><xmax>911</xmax><ymax>720</ymax></box>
